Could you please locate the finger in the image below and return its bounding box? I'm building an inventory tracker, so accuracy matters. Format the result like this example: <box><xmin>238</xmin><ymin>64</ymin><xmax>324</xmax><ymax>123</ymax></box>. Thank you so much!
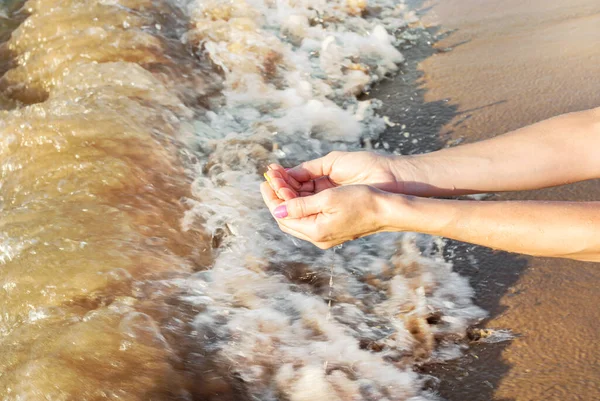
<box><xmin>267</xmin><ymin>163</ymin><xmax>285</xmax><ymax>172</ymax></box>
<box><xmin>297</xmin><ymin>176</ymin><xmax>336</xmax><ymax>193</ymax></box>
<box><xmin>314</xmin><ymin>176</ymin><xmax>335</xmax><ymax>193</ymax></box>
<box><xmin>274</xmin><ymin>202</ymin><xmax>341</xmax><ymax>249</ymax></box>
<box><xmin>277</xmin><ymin>215</ymin><xmax>318</xmax><ymax>239</ymax></box>
<box><xmin>267</xmin><ymin>165</ymin><xmax>302</xmax><ymax>190</ymax></box>
<box><xmin>276</xmin><ymin>186</ymin><xmax>298</xmax><ymax>201</ymax></box>
<box><xmin>279</xmin><ymin>169</ymin><xmax>303</xmax><ymax>190</ymax></box>
<box><xmin>284</xmin><ymin>218</ymin><xmax>354</xmax><ymax>249</ymax></box>
<box><xmin>273</xmin><ymin>191</ymin><xmax>329</xmax><ymax>220</ymax></box>
<box><xmin>277</xmin><ymin>222</ymin><xmax>313</xmax><ymax>242</ymax></box>
<box><xmin>260</xmin><ymin>181</ymin><xmax>284</xmax><ymax>211</ymax></box>
<box><xmin>298</xmin><ymin>180</ymin><xmax>316</xmax><ymax>192</ymax></box>
<box><xmin>279</xmin><ymin>223</ymin><xmax>335</xmax><ymax>249</ymax></box>
<box><xmin>286</xmin><ymin>152</ymin><xmax>342</xmax><ymax>182</ymax></box>
<box><xmin>278</xmin><ymin>216</ymin><xmax>339</xmax><ymax>250</ymax></box>
<box><xmin>266</xmin><ymin>170</ymin><xmax>300</xmax><ymax>194</ymax></box>
<box><xmin>264</xmin><ymin>178</ymin><xmax>334</xmax><ymax>249</ymax></box>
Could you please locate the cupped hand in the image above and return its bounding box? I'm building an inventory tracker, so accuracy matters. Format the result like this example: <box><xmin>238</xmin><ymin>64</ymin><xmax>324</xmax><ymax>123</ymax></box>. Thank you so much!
<box><xmin>264</xmin><ymin>151</ymin><xmax>412</xmax><ymax>200</ymax></box>
<box><xmin>260</xmin><ymin>181</ymin><xmax>393</xmax><ymax>249</ymax></box>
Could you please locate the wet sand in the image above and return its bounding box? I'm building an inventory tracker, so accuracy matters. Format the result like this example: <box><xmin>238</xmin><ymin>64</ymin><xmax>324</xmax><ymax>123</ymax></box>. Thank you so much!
<box><xmin>378</xmin><ymin>0</ymin><xmax>600</xmax><ymax>399</ymax></box>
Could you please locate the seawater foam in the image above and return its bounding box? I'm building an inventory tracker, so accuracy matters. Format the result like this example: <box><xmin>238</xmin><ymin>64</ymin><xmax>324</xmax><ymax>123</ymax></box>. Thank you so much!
<box><xmin>183</xmin><ymin>0</ymin><xmax>410</xmax><ymax>156</ymax></box>
<box><xmin>178</xmin><ymin>0</ymin><xmax>486</xmax><ymax>400</ymax></box>
<box><xmin>0</xmin><ymin>0</ymin><xmax>486</xmax><ymax>399</ymax></box>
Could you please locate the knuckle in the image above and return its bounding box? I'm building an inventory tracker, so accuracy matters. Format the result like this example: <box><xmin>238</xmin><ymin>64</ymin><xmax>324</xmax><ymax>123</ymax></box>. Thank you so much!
<box><xmin>285</xmin><ymin>200</ymin><xmax>296</xmax><ymax>216</ymax></box>
<box><xmin>287</xmin><ymin>200</ymin><xmax>301</xmax><ymax>217</ymax></box>
<box><xmin>297</xmin><ymin>199</ymin><xmax>309</xmax><ymax>217</ymax></box>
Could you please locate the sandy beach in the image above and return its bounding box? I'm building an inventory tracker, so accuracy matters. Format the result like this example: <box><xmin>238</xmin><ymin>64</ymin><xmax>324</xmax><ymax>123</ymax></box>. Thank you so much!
<box><xmin>376</xmin><ymin>0</ymin><xmax>600</xmax><ymax>399</ymax></box>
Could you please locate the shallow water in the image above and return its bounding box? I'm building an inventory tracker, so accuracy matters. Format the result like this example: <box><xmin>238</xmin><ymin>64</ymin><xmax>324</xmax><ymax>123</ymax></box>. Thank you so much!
<box><xmin>0</xmin><ymin>1</ymin><xmax>485</xmax><ymax>399</ymax></box>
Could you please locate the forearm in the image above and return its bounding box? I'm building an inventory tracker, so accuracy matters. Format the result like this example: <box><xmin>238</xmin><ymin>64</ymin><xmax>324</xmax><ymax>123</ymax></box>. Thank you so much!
<box><xmin>394</xmin><ymin>107</ymin><xmax>600</xmax><ymax>197</ymax></box>
<box><xmin>381</xmin><ymin>194</ymin><xmax>600</xmax><ymax>262</ymax></box>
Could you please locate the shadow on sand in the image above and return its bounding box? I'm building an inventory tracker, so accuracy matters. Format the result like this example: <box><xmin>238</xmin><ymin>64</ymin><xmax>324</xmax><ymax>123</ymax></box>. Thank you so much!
<box><xmin>365</xmin><ymin>4</ymin><xmax>529</xmax><ymax>400</ymax></box>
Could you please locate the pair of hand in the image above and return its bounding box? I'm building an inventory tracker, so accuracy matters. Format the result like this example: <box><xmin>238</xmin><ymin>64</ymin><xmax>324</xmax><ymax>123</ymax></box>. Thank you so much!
<box><xmin>260</xmin><ymin>151</ymin><xmax>412</xmax><ymax>249</ymax></box>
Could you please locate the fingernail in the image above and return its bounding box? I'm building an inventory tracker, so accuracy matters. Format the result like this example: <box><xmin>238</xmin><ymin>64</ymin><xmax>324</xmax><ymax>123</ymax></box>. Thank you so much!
<box><xmin>273</xmin><ymin>205</ymin><xmax>288</xmax><ymax>219</ymax></box>
<box><xmin>284</xmin><ymin>168</ymin><xmax>290</xmax><ymax>172</ymax></box>
<box><xmin>263</xmin><ymin>173</ymin><xmax>271</xmax><ymax>182</ymax></box>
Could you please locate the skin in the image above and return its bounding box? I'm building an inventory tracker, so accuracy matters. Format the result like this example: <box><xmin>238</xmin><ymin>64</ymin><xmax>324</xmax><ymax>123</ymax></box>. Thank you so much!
<box><xmin>261</xmin><ymin>107</ymin><xmax>600</xmax><ymax>262</ymax></box>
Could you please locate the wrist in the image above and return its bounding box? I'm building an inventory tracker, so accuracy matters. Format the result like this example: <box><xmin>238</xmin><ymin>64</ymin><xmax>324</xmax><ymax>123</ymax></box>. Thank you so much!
<box><xmin>388</xmin><ymin>155</ymin><xmax>436</xmax><ymax>196</ymax></box>
<box><xmin>374</xmin><ymin>191</ymin><xmax>419</xmax><ymax>232</ymax></box>
<box><xmin>377</xmin><ymin>192</ymin><xmax>459</xmax><ymax>236</ymax></box>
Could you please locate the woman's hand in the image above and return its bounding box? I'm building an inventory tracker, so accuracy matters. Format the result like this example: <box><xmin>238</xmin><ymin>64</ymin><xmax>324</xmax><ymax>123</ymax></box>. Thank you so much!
<box><xmin>264</xmin><ymin>151</ymin><xmax>415</xmax><ymax>200</ymax></box>
<box><xmin>262</xmin><ymin>176</ymin><xmax>600</xmax><ymax>261</ymax></box>
<box><xmin>260</xmin><ymin>181</ymin><xmax>402</xmax><ymax>249</ymax></box>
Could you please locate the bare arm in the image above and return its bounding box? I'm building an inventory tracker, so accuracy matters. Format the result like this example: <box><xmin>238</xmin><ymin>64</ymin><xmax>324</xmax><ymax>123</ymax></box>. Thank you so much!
<box><xmin>261</xmin><ymin>182</ymin><xmax>600</xmax><ymax>261</ymax></box>
<box><xmin>262</xmin><ymin>107</ymin><xmax>600</xmax><ymax>261</ymax></box>
<box><xmin>397</xmin><ymin>107</ymin><xmax>600</xmax><ymax>196</ymax></box>
<box><xmin>382</xmin><ymin>194</ymin><xmax>600</xmax><ymax>262</ymax></box>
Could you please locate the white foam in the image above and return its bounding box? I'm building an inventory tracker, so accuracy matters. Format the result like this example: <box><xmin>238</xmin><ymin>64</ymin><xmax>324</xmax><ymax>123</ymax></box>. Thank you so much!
<box><xmin>176</xmin><ymin>1</ymin><xmax>487</xmax><ymax>399</ymax></box>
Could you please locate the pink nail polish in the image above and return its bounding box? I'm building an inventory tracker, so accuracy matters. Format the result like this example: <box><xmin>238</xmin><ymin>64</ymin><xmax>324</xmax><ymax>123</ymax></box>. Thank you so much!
<box><xmin>273</xmin><ymin>205</ymin><xmax>288</xmax><ymax>219</ymax></box>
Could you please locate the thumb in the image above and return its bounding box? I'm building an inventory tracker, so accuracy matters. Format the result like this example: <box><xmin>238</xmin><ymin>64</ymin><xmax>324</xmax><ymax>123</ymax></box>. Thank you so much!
<box><xmin>273</xmin><ymin>192</ymin><xmax>325</xmax><ymax>219</ymax></box>
<box><xmin>287</xmin><ymin>151</ymin><xmax>341</xmax><ymax>182</ymax></box>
